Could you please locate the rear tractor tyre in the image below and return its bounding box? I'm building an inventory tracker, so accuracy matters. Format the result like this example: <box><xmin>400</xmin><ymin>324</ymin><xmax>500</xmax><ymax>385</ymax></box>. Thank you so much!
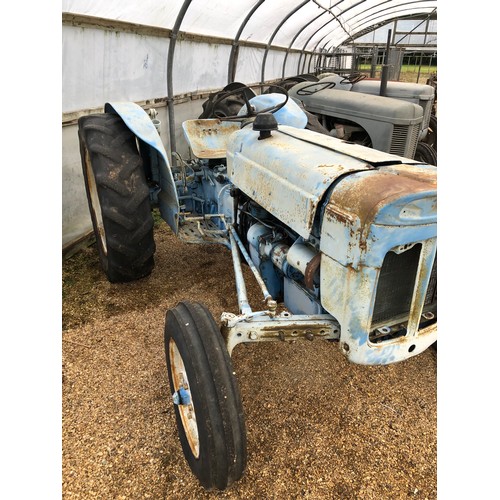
<box><xmin>164</xmin><ymin>301</ymin><xmax>247</xmax><ymax>490</ymax></box>
<box><xmin>78</xmin><ymin>113</ymin><xmax>155</xmax><ymax>283</ymax></box>
<box><xmin>425</xmin><ymin>114</ymin><xmax>437</xmax><ymax>151</ymax></box>
<box><xmin>415</xmin><ymin>141</ymin><xmax>437</xmax><ymax>166</ymax></box>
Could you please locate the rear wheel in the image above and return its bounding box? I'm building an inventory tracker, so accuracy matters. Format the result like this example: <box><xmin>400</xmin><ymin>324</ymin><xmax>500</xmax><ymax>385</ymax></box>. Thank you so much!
<box><xmin>78</xmin><ymin>113</ymin><xmax>155</xmax><ymax>282</ymax></box>
<box><xmin>425</xmin><ymin>114</ymin><xmax>437</xmax><ymax>151</ymax></box>
<box><xmin>414</xmin><ymin>141</ymin><xmax>437</xmax><ymax>166</ymax></box>
<box><xmin>164</xmin><ymin>301</ymin><xmax>247</xmax><ymax>490</ymax></box>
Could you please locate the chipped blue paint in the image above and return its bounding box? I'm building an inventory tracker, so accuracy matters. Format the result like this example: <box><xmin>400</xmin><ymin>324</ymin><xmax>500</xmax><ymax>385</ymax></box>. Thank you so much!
<box><xmin>319</xmin><ymin>162</ymin><xmax>437</xmax><ymax>365</ymax></box>
<box><xmin>105</xmin><ymin>102</ymin><xmax>180</xmax><ymax>234</ymax></box>
<box><xmin>237</xmin><ymin>93</ymin><xmax>308</xmax><ymax>128</ymax></box>
<box><xmin>226</xmin><ymin>124</ymin><xmax>374</xmax><ymax>239</ymax></box>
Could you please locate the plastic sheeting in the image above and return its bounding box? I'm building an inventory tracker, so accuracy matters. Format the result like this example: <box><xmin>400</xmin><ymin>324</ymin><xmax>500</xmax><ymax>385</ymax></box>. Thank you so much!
<box><xmin>62</xmin><ymin>0</ymin><xmax>437</xmax><ymax>51</ymax></box>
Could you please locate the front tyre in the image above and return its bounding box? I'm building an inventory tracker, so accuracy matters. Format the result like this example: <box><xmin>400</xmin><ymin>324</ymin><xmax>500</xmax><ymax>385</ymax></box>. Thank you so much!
<box><xmin>78</xmin><ymin>113</ymin><xmax>155</xmax><ymax>283</ymax></box>
<box><xmin>165</xmin><ymin>301</ymin><xmax>247</xmax><ymax>490</ymax></box>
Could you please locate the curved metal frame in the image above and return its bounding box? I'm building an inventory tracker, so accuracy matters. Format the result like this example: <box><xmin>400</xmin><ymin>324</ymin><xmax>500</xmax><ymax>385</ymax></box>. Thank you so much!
<box><xmin>260</xmin><ymin>0</ymin><xmax>309</xmax><ymax>85</ymax></box>
<box><xmin>227</xmin><ymin>0</ymin><xmax>266</xmax><ymax>84</ymax></box>
<box><xmin>297</xmin><ymin>17</ymin><xmax>335</xmax><ymax>75</ymax></box>
<box><xmin>280</xmin><ymin>1</ymin><xmax>346</xmax><ymax>79</ymax></box>
<box><xmin>295</xmin><ymin>0</ymin><xmax>364</xmax><ymax>75</ymax></box>
<box><xmin>320</xmin><ymin>2</ymin><xmax>436</xmax><ymax>52</ymax></box>
<box><xmin>166</xmin><ymin>0</ymin><xmax>193</xmax><ymax>163</ymax></box>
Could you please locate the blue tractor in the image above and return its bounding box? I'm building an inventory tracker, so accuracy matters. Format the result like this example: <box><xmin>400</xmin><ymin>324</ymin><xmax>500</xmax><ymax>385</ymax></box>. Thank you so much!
<box><xmin>77</xmin><ymin>90</ymin><xmax>437</xmax><ymax>490</ymax></box>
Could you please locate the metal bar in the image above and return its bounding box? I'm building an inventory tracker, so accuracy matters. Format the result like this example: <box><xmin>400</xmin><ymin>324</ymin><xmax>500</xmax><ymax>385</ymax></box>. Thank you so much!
<box><xmin>394</xmin><ymin>9</ymin><xmax>436</xmax><ymax>45</ymax></box>
<box><xmin>260</xmin><ymin>0</ymin><xmax>309</xmax><ymax>85</ymax></box>
<box><xmin>166</xmin><ymin>0</ymin><xmax>193</xmax><ymax>164</ymax></box>
<box><xmin>351</xmin><ymin>8</ymin><xmax>436</xmax><ymax>34</ymax></box>
<box><xmin>301</xmin><ymin>20</ymin><xmax>336</xmax><ymax>73</ymax></box>
<box><xmin>380</xmin><ymin>28</ymin><xmax>391</xmax><ymax>96</ymax></box>
<box><xmin>228</xmin><ymin>0</ymin><xmax>266</xmax><ymax>84</ymax></box>
<box><xmin>281</xmin><ymin>2</ymin><xmax>339</xmax><ymax>79</ymax></box>
<box><xmin>228</xmin><ymin>225</ymin><xmax>273</xmax><ymax>304</ymax></box>
<box><xmin>228</xmin><ymin>229</ymin><xmax>253</xmax><ymax>315</ymax></box>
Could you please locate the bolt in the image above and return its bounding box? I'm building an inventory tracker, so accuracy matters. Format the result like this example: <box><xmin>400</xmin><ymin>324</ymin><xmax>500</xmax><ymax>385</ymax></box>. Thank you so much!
<box><xmin>278</xmin><ymin>330</ymin><xmax>285</xmax><ymax>341</ymax></box>
<box><xmin>249</xmin><ymin>331</ymin><xmax>258</xmax><ymax>340</ymax></box>
<box><xmin>305</xmin><ymin>331</ymin><xmax>314</xmax><ymax>341</ymax></box>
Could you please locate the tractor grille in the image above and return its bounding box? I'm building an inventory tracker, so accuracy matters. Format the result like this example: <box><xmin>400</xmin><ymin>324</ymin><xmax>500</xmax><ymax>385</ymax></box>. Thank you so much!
<box><xmin>371</xmin><ymin>244</ymin><xmax>422</xmax><ymax>326</ymax></box>
<box><xmin>420</xmin><ymin>99</ymin><xmax>433</xmax><ymax>133</ymax></box>
<box><xmin>423</xmin><ymin>256</ymin><xmax>437</xmax><ymax>312</ymax></box>
<box><xmin>390</xmin><ymin>124</ymin><xmax>420</xmax><ymax>158</ymax></box>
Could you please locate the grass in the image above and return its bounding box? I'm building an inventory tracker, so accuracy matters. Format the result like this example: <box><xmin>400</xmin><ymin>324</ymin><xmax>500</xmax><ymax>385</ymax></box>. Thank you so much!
<box><xmin>358</xmin><ymin>64</ymin><xmax>437</xmax><ymax>84</ymax></box>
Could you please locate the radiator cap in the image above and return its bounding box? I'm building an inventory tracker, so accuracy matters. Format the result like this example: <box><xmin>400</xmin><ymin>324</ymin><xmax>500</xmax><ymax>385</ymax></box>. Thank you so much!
<box><xmin>253</xmin><ymin>113</ymin><xmax>278</xmax><ymax>140</ymax></box>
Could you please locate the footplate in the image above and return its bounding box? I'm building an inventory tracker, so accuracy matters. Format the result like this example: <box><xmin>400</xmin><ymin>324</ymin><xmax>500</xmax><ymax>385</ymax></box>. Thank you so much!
<box><xmin>177</xmin><ymin>216</ymin><xmax>229</xmax><ymax>245</ymax></box>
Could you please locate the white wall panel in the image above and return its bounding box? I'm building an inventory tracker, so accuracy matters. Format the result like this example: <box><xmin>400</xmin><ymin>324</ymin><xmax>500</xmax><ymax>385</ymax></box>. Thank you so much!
<box><xmin>283</xmin><ymin>52</ymin><xmax>302</xmax><ymax>78</ymax></box>
<box><xmin>172</xmin><ymin>41</ymin><xmax>231</xmax><ymax>94</ymax></box>
<box><xmin>62</xmin><ymin>26</ymin><xmax>169</xmax><ymax>113</ymax></box>
<box><xmin>234</xmin><ymin>46</ymin><xmax>264</xmax><ymax>84</ymax></box>
<box><xmin>263</xmin><ymin>50</ymin><xmax>287</xmax><ymax>82</ymax></box>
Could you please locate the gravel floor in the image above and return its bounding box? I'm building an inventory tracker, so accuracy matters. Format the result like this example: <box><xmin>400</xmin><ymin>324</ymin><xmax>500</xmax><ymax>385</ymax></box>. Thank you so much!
<box><xmin>62</xmin><ymin>221</ymin><xmax>437</xmax><ymax>499</ymax></box>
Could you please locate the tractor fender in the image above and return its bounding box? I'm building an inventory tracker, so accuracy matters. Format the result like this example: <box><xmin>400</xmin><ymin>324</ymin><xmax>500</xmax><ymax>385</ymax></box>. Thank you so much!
<box><xmin>104</xmin><ymin>102</ymin><xmax>180</xmax><ymax>234</ymax></box>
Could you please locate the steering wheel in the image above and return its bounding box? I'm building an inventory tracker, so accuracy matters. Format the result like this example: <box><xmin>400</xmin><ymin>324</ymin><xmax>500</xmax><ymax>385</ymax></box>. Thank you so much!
<box><xmin>340</xmin><ymin>72</ymin><xmax>367</xmax><ymax>85</ymax></box>
<box><xmin>210</xmin><ymin>84</ymin><xmax>291</xmax><ymax>121</ymax></box>
<box><xmin>295</xmin><ymin>81</ymin><xmax>336</xmax><ymax>96</ymax></box>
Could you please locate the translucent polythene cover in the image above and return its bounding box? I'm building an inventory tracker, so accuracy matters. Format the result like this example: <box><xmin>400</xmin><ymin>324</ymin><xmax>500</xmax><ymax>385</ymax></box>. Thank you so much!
<box><xmin>62</xmin><ymin>0</ymin><xmax>437</xmax><ymax>50</ymax></box>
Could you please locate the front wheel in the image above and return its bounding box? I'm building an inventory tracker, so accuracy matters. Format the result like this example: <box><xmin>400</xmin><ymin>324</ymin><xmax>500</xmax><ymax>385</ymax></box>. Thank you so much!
<box><xmin>164</xmin><ymin>301</ymin><xmax>247</xmax><ymax>490</ymax></box>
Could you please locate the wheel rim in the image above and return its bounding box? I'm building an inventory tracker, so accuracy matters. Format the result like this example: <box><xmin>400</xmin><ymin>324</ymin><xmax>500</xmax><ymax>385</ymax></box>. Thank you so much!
<box><xmin>169</xmin><ymin>338</ymin><xmax>200</xmax><ymax>458</ymax></box>
<box><xmin>83</xmin><ymin>147</ymin><xmax>107</xmax><ymax>254</ymax></box>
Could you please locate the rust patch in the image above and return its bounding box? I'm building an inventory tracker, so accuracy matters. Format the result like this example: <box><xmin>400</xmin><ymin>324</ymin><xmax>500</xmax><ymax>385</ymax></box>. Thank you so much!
<box><xmin>182</xmin><ymin>119</ymin><xmax>240</xmax><ymax>159</ymax></box>
<box><xmin>304</xmin><ymin>252</ymin><xmax>321</xmax><ymax>289</ymax></box>
<box><xmin>326</xmin><ymin>168</ymin><xmax>436</xmax><ymax>232</ymax></box>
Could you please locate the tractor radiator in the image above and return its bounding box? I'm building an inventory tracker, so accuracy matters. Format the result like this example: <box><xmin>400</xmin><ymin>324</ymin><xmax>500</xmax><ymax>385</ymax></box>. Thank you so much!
<box><xmin>370</xmin><ymin>244</ymin><xmax>437</xmax><ymax>338</ymax></box>
<box><xmin>390</xmin><ymin>123</ymin><xmax>420</xmax><ymax>159</ymax></box>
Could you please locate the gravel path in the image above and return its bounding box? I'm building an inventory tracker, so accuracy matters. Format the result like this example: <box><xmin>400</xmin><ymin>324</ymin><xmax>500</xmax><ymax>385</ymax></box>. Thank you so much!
<box><xmin>62</xmin><ymin>221</ymin><xmax>437</xmax><ymax>499</ymax></box>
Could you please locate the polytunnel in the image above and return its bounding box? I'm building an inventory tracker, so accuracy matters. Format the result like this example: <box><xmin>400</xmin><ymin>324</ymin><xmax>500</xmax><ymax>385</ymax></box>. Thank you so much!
<box><xmin>62</xmin><ymin>0</ymin><xmax>437</xmax><ymax>252</ymax></box>
<box><xmin>58</xmin><ymin>2</ymin><xmax>452</xmax><ymax>498</ymax></box>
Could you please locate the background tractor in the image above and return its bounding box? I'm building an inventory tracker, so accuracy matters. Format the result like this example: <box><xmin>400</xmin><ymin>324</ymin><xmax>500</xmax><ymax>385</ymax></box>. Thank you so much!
<box><xmin>265</xmin><ymin>72</ymin><xmax>437</xmax><ymax>165</ymax></box>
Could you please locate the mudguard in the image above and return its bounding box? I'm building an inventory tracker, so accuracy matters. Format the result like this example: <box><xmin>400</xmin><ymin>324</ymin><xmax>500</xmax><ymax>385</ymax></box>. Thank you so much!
<box><xmin>104</xmin><ymin>102</ymin><xmax>180</xmax><ymax>234</ymax></box>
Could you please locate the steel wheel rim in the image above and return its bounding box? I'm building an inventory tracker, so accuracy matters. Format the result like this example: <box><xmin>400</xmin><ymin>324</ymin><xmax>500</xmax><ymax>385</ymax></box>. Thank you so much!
<box><xmin>83</xmin><ymin>147</ymin><xmax>107</xmax><ymax>254</ymax></box>
<box><xmin>169</xmin><ymin>338</ymin><xmax>200</xmax><ymax>458</ymax></box>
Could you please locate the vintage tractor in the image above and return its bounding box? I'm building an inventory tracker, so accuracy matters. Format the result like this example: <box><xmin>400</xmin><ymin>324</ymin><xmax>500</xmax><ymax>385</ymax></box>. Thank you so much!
<box><xmin>287</xmin><ymin>72</ymin><xmax>437</xmax><ymax>165</ymax></box>
<box><xmin>77</xmin><ymin>92</ymin><xmax>437</xmax><ymax>490</ymax></box>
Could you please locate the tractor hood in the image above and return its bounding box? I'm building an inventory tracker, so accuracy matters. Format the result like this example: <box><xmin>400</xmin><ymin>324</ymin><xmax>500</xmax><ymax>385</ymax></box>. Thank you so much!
<box><xmin>289</xmin><ymin>83</ymin><xmax>423</xmax><ymax>126</ymax></box>
<box><xmin>351</xmin><ymin>80</ymin><xmax>435</xmax><ymax>101</ymax></box>
<box><xmin>226</xmin><ymin>124</ymin><xmax>419</xmax><ymax>239</ymax></box>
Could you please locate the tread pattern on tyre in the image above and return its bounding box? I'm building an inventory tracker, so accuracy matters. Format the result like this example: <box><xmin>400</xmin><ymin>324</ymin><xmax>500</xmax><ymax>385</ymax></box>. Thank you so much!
<box><xmin>165</xmin><ymin>301</ymin><xmax>247</xmax><ymax>491</ymax></box>
<box><xmin>78</xmin><ymin>113</ymin><xmax>155</xmax><ymax>282</ymax></box>
<box><xmin>415</xmin><ymin>141</ymin><xmax>437</xmax><ymax>166</ymax></box>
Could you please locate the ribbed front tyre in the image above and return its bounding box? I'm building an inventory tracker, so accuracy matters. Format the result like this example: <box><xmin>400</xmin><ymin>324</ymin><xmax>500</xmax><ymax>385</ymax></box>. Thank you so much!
<box><xmin>164</xmin><ymin>301</ymin><xmax>247</xmax><ymax>490</ymax></box>
<box><xmin>78</xmin><ymin>113</ymin><xmax>155</xmax><ymax>283</ymax></box>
